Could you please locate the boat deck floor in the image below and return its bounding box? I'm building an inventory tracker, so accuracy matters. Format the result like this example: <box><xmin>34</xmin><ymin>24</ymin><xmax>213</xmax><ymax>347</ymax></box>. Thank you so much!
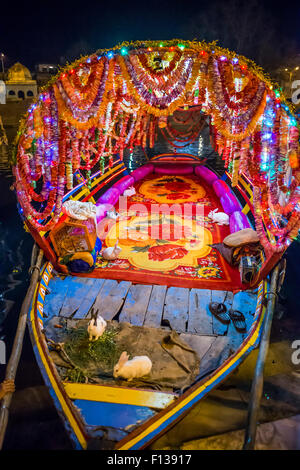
<box><xmin>43</xmin><ymin>275</ymin><xmax>258</xmax><ymax>377</ymax></box>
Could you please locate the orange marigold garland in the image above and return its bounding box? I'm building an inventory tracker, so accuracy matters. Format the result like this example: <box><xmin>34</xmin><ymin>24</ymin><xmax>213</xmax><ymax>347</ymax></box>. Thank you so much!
<box><xmin>13</xmin><ymin>40</ymin><xmax>299</xmax><ymax>249</ymax></box>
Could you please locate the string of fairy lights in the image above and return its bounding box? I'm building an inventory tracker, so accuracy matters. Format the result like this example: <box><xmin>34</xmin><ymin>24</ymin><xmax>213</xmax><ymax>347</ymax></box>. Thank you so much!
<box><xmin>13</xmin><ymin>39</ymin><xmax>299</xmax><ymax>252</ymax></box>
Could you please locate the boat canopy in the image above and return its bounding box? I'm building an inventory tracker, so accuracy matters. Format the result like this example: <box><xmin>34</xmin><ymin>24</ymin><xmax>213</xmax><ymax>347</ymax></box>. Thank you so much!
<box><xmin>13</xmin><ymin>39</ymin><xmax>299</xmax><ymax>254</ymax></box>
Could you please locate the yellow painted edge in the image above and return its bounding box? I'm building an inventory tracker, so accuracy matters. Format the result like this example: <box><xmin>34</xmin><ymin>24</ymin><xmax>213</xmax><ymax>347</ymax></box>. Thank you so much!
<box><xmin>238</xmin><ymin>176</ymin><xmax>252</xmax><ymax>195</ymax></box>
<box><xmin>242</xmin><ymin>204</ymin><xmax>250</xmax><ymax>214</ymax></box>
<box><xmin>118</xmin><ymin>280</ymin><xmax>267</xmax><ymax>450</ymax></box>
<box><xmin>63</xmin><ymin>382</ymin><xmax>176</xmax><ymax>410</ymax></box>
<box><xmin>30</xmin><ymin>265</ymin><xmax>87</xmax><ymax>449</ymax></box>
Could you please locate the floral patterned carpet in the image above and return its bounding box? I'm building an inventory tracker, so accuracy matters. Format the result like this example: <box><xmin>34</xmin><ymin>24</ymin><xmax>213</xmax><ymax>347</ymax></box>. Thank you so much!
<box><xmin>92</xmin><ymin>174</ymin><xmax>243</xmax><ymax>290</ymax></box>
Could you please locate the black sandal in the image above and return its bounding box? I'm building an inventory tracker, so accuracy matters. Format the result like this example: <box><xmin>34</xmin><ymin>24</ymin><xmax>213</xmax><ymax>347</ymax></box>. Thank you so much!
<box><xmin>209</xmin><ymin>302</ymin><xmax>230</xmax><ymax>324</ymax></box>
<box><xmin>229</xmin><ymin>309</ymin><xmax>247</xmax><ymax>332</ymax></box>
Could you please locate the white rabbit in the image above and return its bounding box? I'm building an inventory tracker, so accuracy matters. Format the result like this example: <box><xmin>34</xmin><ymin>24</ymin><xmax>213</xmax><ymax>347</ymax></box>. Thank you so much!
<box><xmin>87</xmin><ymin>308</ymin><xmax>107</xmax><ymax>341</ymax></box>
<box><xmin>208</xmin><ymin>208</ymin><xmax>229</xmax><ymax>225</ymax></box>
<box><xmin>106</xmin><ymin>209</ymin><xmax>120</xmax><ymax>220</ymax></box>
<box><xmin>113</xmin><ymin>351</ymin><xmax>152</xmax><ymax>381</ymax></box>
<box><xmin>101</xmin><ymin>240</ymin><xmax>122</xmax><ymax>260</ymax></box>
<box><xmin>123</xmin><ymin>186</ymin><xmax>136</xmax><ymax>197</ymax></box>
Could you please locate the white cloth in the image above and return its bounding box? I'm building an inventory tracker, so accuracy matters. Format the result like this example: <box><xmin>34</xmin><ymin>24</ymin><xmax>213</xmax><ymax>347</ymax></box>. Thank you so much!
<box><xmin>62</xmin><ymin>200</ymin><xmax>96</xmax><ymax>221</ymax></box>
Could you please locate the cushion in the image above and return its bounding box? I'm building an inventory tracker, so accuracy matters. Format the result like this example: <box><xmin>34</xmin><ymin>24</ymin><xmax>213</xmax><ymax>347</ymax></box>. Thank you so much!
<box><xmin>97</xmin><ymin>187</ymin><xmax>120</xmax><ymax>206</ymax></box>
<box><xmin>154</xmin><ymin>164</ymin><xmax>194</xmax><ymax>175</ymax></box>
<box><xmin>62</xmin><ymin>237</ymin><xmax>102</xmax><ymax>273</ymax></box>
<box><xmin>67</xmin><ymin>259</ymin><xmax>91</xmax><ymax>273</ymax></box>
<box><xmin>209</xmin><ymin>242</ymin><xmax>236</xmax><ymax>266</ymax></box>
<box><xmin>194</xmin><ymin>166</ymin><xmax>218</xmax><ymax>185</ymax></box>
<box><xmin>212</xmin><ymin>179</ymin><xmax>229</xmax><ymax>198</ymax></box>
<box><xmin>113</xmin><ymin>175</ymin><xmax>134</xmax><ymax>194</ymax></box>
<box><xmin>131</xmin><ymin>164</ymin><xmax>154</xmax><ymax>181</ymax></box>
<box><xmin>229</xmin><ymin>211</ymin><xmax>251</xmax><ymax>233</ymax></box>
<box><xmin>223</xmin><ymin>228</ymin><xmax>259</xmax><ymax>247</ymax></box>
<box><xmin>220</xmin><ymin>192</ymin><xmax>240</xmax><ymax>215</ymax></box>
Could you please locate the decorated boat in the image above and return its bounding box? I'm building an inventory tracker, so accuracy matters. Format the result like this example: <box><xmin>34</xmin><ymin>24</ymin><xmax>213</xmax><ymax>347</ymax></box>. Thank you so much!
<box><xmin>12</xmin><ymin>40</ymin><xmax>299</xmax><ymax>450</ymax></box>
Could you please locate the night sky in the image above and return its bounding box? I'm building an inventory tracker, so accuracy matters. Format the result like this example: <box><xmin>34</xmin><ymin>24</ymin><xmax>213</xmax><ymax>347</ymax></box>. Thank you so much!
<box><xmin>1</xmin><ymin>0</ymin><xmax>300</xmax><ymax>70</ymax></box>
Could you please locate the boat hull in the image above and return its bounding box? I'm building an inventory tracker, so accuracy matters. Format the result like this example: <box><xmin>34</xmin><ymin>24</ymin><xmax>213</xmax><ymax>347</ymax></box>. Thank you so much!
<box><xmin>28</xmin><ymin>261</ymin><xmax>267</xmax><ymax>450</ymax></box>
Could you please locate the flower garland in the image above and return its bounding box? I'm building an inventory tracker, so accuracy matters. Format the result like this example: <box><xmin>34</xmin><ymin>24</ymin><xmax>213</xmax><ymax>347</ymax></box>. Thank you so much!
<box><xmin>117</xmin><ymin>53</ymin><xmax>201</xmax><ymax>116</ymax></box>
<box><xmin>13</xmin><ymin>40</ymin><xmax>299</xmax><ymax>249</ymax></box>
<box><xmin>136</xmin><ymin>50</ymin><xmax>182</xmax><ymax>77</ymax></box>
<box><xmin>129</xmin><ymin>52</ymin><xmax>188</xmax><ymax>92</ymax></box>
<box><xmin>60</xmin><ymin>59</ymin><xmax>105</xmax><ymax>111</ymax></box>
<box><xmin>53</xmin><ymin>58</ymin><xmax>115</xmax><ymax>129</ymax></box>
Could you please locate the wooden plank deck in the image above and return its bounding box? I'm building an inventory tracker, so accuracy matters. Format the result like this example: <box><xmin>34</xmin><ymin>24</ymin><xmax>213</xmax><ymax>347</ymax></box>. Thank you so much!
<box><xmin>44</xmin><ymin>275</ymin><xmax>257</xmax><ymax>368</ymax></box>
<box><xmin>119</xmin><ymin>284</ymin><xmax>152</xmax><ymax>325</ymax></box>
<box><xmin>144</xmin><ymin>285</ymin><xmax>167</xmax><ymax>327</ymax></box>
<box><xmin>187</xmin><ymin>289</ymin><xmax>213</xmax><ymax>335</ymax></box>
<box><xmin>163</xmin><ymin>287</ymin><xmax>189</xmax><ymax>332</ymax></box>
<box><xmin>92</xmin><ymin>280</ymin><xmax>132</xmax><ymax>321</ymax></box>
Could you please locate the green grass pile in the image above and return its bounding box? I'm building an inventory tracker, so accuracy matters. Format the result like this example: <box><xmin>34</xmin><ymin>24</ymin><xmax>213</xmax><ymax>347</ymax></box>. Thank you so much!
<box><xmin>63</xmin><ymin>325</ymin><xmax>120</xmax><ymax>382</ymax></box>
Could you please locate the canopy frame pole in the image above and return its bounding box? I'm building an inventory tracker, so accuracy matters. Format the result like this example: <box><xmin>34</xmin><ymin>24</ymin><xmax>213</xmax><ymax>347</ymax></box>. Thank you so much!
<box><xmin>0</xmin><ymin>246</ymin><xmax>44</xmax><ymax>449</ymax></box>
<box><xmin>243</xmin><ymin>262</ymin><xmax>282</xmax><ymax>450</ymax></box>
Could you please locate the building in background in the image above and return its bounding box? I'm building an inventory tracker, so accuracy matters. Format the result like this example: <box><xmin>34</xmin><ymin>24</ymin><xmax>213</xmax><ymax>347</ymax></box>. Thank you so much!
<box><xmin>5</xmin><ymin>63</ymin><xmax>37</xmax><ymax>101</ymax></box>
<box><xmin>273</xmin><ymin>56</ymin><xmax>300</xmax><ymax>100</ymax></box>
<box><xmin>0</xmin><ymin>80</ymin><xmax>5</xmax><ymax>104</ymax></box>
<box><xmin>35</xmin><ymin>63</ymin><xmax>58</xmax><ymax>87</ymax></box>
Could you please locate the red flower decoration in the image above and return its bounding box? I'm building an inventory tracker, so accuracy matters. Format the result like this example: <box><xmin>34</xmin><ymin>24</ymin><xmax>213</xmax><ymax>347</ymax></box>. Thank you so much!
<box><xmin>164</xmin><ymin>182</ymin><xmax>191</xmax><ymax>192</ymax></box>
<box><xmin>166</xmin><ymin>192</ymin><xmax>190</xmax><ymax>200</ymax></box>
<box><xmin>148</xmin><ymin>244</ymin><xmax>188</xmax><ymax>261</ymax></box>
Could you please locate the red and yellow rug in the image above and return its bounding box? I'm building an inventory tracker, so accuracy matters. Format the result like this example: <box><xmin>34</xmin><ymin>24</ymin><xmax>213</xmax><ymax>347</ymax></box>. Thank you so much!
<box><xmin>92</xmin><ymin>174</ymin><xmax>244</xmax><ymax>291</ymax></box>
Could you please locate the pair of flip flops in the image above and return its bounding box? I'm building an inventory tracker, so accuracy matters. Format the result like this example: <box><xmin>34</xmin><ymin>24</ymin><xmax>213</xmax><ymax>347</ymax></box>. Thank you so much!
<box><xmin>208</xmin><ymin>302</ymin><xmax>246</xmax><ymax>333</ymax></box>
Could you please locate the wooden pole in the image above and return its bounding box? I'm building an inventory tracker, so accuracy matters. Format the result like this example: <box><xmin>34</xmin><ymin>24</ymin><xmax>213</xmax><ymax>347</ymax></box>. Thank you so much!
<box><xmin>243</xmin><ymin>263</ymin><xmax>280</xmax><ymax>450</ymax></box>
<box><xmin>0</xmin><ymin>247</ymin><xmax>44</xmax><ymax>449</ymax></box>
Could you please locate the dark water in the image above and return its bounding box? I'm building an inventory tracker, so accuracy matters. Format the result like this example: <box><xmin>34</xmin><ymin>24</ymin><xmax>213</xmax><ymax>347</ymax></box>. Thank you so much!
<box><xmin>0</xmin><ymin>170</ymin><xmax>73</xmax><ymax>449</ymax></box>
<box><xmin>0</xmin><ymin>161</ymin><xmax>299</xmax><ymax>449</ymax></box>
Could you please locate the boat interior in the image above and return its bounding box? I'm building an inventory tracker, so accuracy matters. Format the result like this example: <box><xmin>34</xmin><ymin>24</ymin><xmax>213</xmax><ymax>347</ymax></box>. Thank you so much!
<box><xmin>33</xmin><ymin>154</ymin><xmax>267</xmax><ymax>448</ymax></box>
<box><xmin>42</xmin><ymin>154</ymin><xmax>262</xmax><ymax>392</ymax></box>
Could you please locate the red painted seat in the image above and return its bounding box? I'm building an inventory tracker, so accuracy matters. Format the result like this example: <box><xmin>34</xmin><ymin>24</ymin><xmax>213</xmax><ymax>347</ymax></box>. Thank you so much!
<box><xmin>220</xmin><ymin>192</ymin><xmax>241</xmax><ymax>215</ymax></box>
<box><xmin>97</xmin><ymin>187</ymin><xmax>120</xmax><ymax>206</ymax></box>
<box><xmin>229</xmin><ymin>211</ymin><xmax>251</xmax><ymax>233</ymax></box>
<box><xmin>212</xmin><ymin>179</ymin><xmax>229</xmax><ymax>198</ymax></box>
<box><xmin>194</xmin><ymin>166</ymin><xmax>218</xmax><ymax>185</ymax></box>
<box><xmin>130</xmin><ymin>164</ymin><xmax>154</xmax><ymax>181</ymax></box>
<box><xmin>154</xmin><ymin>164</ymin><xmax>194</xmax><ymax>175</ymax></box>
<box><xmin>113</xmin><ymin>175</ymin><xmax>134</xmax><ymax>194</ymax></box>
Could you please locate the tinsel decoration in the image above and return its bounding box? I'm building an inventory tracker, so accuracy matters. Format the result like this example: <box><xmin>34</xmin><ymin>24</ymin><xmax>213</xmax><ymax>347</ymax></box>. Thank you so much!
<box><xmin>12</xmin><ymin>39</ymin><xmax>299</xmax><ymax>254</ymax></box>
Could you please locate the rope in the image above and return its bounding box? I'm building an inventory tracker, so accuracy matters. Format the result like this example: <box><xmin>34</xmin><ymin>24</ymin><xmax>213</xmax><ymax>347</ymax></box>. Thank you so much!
<box><xmin>28</xmin><ymin>265</ymin><xmax>41</xmax><ymax>276</ymax></box>
<box><xmin>263</xmin><ymin>291</ymin><xmax>278</xmax><ymax>300</ymax></box>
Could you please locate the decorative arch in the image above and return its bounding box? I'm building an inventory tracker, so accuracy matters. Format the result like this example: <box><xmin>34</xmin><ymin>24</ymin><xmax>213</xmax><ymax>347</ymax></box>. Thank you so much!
<box><xmin>13</xmin><ymin>39</ymin><xmax>300</xmax><ymax>254</ymax></box>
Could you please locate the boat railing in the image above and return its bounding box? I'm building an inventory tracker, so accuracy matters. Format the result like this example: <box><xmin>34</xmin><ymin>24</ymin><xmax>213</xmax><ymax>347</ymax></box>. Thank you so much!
<box><xmin>243</xmin><ymin>259</ymin><xmax>285</xmax><ymax>449</ymax></box>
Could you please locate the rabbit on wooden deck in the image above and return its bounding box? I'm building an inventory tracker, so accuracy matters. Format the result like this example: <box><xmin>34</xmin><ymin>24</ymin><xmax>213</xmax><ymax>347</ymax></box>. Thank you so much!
<box><xmin>87</xmin><ymin>308</ymin><xmax>107</xmax><ymax>341</ymax></box>
<box><xmin>113</xmin><ymin>351</ymin><xmax>152</xmax><ymax>381</ymax></box>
